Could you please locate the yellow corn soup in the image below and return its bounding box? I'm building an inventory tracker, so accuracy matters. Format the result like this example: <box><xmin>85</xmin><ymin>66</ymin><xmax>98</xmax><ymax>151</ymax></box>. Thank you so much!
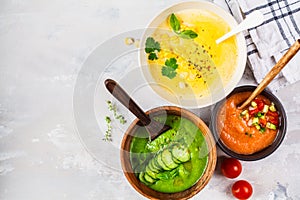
<box><xmin>146</xmin><ymin>9</ymin><xmax>238</xmax><ymax>99</ymax></box>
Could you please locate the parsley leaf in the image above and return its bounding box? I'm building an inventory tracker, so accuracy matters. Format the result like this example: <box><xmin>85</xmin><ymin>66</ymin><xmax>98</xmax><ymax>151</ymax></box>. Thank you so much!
<box><xmin>145</xmin><ymin>37</ymin><xmax>161</xmax><ymax>54</ymax></box>
<box><xmin>162</xmin><ymin>66</ymin><xmax>177</xmax><ymax>79</ymax></box>
<box><xmin>170</xmin><ymin>13</ymin><xmax>181</xmax><ymax>33</ymax></box>
<box><xmin>148</xmin><ymin>52</ymin><xmax>158</xmax><ymax>60</ymax></box>
<box><xmin>161</xmin><ymin>58</ymin><xmax>178</xmax><ymax>79</ymax></box>
<box><xmin>165</xmin><ymin>57</ymin><xmax>178</xmax><ymax>69</ymax></box>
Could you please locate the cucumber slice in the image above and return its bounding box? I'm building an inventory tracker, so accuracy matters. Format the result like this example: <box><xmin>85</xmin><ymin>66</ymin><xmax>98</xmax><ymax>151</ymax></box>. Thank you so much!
<box><xmin>251</xmin><ymin>101</ymin><xmax>257</xmax><ymax>107</ymax></box>
<box><xmin>139</xmin><ymin>172</ymin><xmax>150</xmax><ymax>185</ymax></box>
<box><xmin>145</xmin><ymin>166</ymin><xmax>158</xmax><ymax>180</ymax></box>
<box><xmin>263</xmin><ymin>105</ymin><xmax>269</xmax><ymax>113</ymax></box>
<box><xmin>172</xmin><ymin>145</ymin><xmax>190</xmax><ymax>163</ymax></box>
<box><xmin>146</xmin><ymin>161</ymin><xmax>155</xmax><ymax>172</ymax></box>
<box><xmin>150</xmin><ymin>158</ymin><xmax>161</xmax><ymax>172</ymax></box>
<box><xmin>157</xmin><ymin>152</ymin><xmax>171</xmax><ymax>170</ymax></box>
<box><xmin>269</xmin><ymin>103</ymin><xmax>277</xmax><ymax>112</ymax></box>
<box><xmin>161</xmin><ymin>149</ymin><xmax>178</xmax><ymax>169</ymax></box>
<box><xmin>172</xmin><ymin>155</ymin><xmax>182</xmax><ymax>164</ymax></box>
<box><xmin>266</xmin><ymin>122</ymin><xmax>277</xmax><ymax>130</ymax></box>
<box><xmin>144</xmin><ymin>173</ymin><xmax>155</xmax><ymax>184</ymax></box>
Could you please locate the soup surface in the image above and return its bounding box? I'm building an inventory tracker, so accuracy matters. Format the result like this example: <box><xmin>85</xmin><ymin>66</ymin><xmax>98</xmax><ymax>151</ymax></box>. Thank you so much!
<box><xmin>130</xmin><ymin>114</ymin><xmax>208</xmax><ymax>193</ymax></box>
<box><xmin>217</xmin><ymin>92</ymin><xmax>279</xmax><ymax>155</ymax></box>
<box><xmin>145</xmin><ymin>9</ymin><xmax>238</xmax><ymax>99</ymax></box>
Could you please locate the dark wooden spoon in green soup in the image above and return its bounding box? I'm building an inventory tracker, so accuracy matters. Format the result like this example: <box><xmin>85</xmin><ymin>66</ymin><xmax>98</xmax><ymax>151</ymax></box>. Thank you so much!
<box><xmin>105</xmin><ymin>79</ymin><xmax>171</xmax><ymax>140</ymax></box>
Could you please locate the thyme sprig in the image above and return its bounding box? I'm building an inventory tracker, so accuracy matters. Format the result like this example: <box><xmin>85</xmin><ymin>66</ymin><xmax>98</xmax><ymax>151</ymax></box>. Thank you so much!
<box><xmin>103</xmin><ymin>100</ymin><xmax>127</xmax><ymax>142</ymax></box>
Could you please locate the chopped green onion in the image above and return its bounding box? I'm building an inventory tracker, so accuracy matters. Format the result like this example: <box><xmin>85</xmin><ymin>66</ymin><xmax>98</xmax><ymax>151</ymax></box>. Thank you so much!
<box><xmin>256</xmin><ymin>112</ymin><xmax>263</xmax><ymax>118</ymax></box>
<box><xmin>260</xmin><ymin>127</ymin><xmax>266</xmax><ymax>133</ymax></box>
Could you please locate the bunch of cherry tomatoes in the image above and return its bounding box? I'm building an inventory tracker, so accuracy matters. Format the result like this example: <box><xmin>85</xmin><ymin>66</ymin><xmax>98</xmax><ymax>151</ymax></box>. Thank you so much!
<box><xmin>221</xmin><ymin>157</ymin><xmax>253</xmax><ymax>199</ymax></box>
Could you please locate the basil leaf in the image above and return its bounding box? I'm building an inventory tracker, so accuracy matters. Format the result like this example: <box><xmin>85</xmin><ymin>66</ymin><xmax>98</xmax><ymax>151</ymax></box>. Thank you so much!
<box><xmin>170</xmin><ymin>13</ymin><xmax>180</xmax><ymax>33</ymax></box>
<box><xmin>178</xmin><ymin>30</ymin><xmax>198</xmax><ymax>39</ymax></box>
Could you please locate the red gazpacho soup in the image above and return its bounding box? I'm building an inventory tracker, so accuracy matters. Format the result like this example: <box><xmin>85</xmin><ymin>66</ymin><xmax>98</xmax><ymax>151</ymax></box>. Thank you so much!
<box><xmin>217</xmin><ymin>92</ymin><xmax>280</xmax><ymax>155</ymax></box>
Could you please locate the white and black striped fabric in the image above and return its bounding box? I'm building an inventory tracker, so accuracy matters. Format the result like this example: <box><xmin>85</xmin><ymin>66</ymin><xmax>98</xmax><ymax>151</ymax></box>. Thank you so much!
<box><xmin>225</xmin><ymin>0</ymin><xmax>300</xmax><ymax>91</ymax></box>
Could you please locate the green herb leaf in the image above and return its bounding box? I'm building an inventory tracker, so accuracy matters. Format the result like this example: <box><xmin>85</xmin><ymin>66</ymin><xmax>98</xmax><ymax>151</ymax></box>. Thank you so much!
<box><xmin>162</xmin><ymin>66</ymin><xmax>177</xmax><ymax>79</ymax></box>
<box><xmin>178</xmin><ymin>30</ymin><xmax>198</xmax><ymax>39</ymax></box>
<box><xmin>105</xmin><ymin>116</ymin><xmax>111</xmax><ymax>123</ymax></box>
<box><xmin>161</xmin><ymin>58</ymin><xmax>178</xmax><ymax>79</ymax></box>
<box><xmin>103</xmin><ymin>116</ymin><xmax>112</xmax><ymax>141</ymax></box>
<box><xmin>148</xmin><ymin>52</ymin><xmax>158</xmax><ymax>60</ymax></box>
<box><xmin>169</xmin><ymin>13</ymin><xmax>198</xmax><ymax>39</ymax></box>
<box><xmin>260</xmin><ymin>127</ymin><xmax>266</xmax><ymax>133</ymax></box>
<box><xmin>145</xmin><ymin>37</ymin><xmax>161</xmax><ymax>54</ymax></box>
<box><xmin>165</xmin><ymin>57</ymin><xmax>178</xmax><ymax>70</ymax></box>
<box><xmin>170</xmin><ymin>13</ymin><xmax>181</xmax><ymax>33</ymax></box>
<box><xmin>103</xmin><ymin>100</ymin><xmax>127</xmax><ymax>141</ymax></box>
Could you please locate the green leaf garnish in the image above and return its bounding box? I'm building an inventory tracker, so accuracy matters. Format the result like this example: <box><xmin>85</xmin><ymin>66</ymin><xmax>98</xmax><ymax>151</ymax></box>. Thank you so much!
<box><xmin>145</xmin><ymin>37</ymin><xmax>160</xmax><ymax>61</ymax></box>
<box><xmin>260</xmin><ymin>127</ymin><xmax>266</xmax><ymax>133</ymax></box>
<box><xmin>169</xmin><ymin>13</ymin><xmax>198</xmax><ymax>39</ymax></box>
<box><xmin>145</xmin><ymin>37</ymin><xmax>161</xmax><ymax>54</ymax></box>
<box><xmin>103</xmin><ymin>100</ymin><xmax>127</xmax><ymax>141</ymax></box>
<box><xmin>170</xmin><ymin>13</ymin><xmax>181</xmax><ymax>33</ymax></box>
<box><xmin>148</xmin><ymin>52</ymin><xmax>158</xmax><ymax>60</ymax></box>
<box><xmin>161</xmin><ymin>58</ymin><xmax>178</xmax><ymax>79</ymax></box>
<box><xmin>103</xmin><ymin>116</ymin><xmax>112</xmax><ymax>141</ymax></box>
<box><xmin>178</xmin><ymin>30</ymin><xmax>198</xmax><ymax>39</ymax></box>
<box><xmin>165</xmin><ymin>57</ymin><xmax>178</xmax><ymax>69</ymax></box>
<box><xmin>162</xmin><ymin>66</ymin><xmax>177</xmax><ymax>79</ymax></box>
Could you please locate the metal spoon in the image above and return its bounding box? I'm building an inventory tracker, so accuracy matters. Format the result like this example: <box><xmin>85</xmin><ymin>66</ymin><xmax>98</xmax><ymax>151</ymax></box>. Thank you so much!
<box><xmin>105</xmin><ymin>79</ymin><xmax>171</xmax><ymax>140</ymax></box>
<box><xmin>216</xmin><ymin>10</ymin><xmax>265</xmax><ymax>44</ymax></box>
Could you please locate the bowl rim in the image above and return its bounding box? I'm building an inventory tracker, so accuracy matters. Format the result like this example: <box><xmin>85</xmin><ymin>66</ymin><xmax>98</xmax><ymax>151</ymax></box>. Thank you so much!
<box><xmin>210</xmin><ymin>85</ymin><xmax>287</xmax><ymax>161</ymax></box>
<box><xmin>120</xmin><ymin>106</ymin><xmax>217</xmax><ymax>199</ymax></box>
<box><xmin>138</xmin><ymin>1</ymin><xmax>247</xmax><ymax>108</ymax></box>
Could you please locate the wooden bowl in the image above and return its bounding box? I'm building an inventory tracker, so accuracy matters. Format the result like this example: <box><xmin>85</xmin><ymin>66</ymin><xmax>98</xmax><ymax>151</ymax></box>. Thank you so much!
<box><xmin>121</xmin><ymin>106</ymin><xmax>217</xmax><ymax>199</ymax></box>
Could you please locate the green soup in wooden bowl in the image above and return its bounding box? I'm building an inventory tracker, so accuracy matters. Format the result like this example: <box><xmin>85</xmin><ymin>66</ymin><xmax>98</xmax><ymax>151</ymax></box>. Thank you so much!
<box><xmin>121</xmin><ymin>106</ymin><xmax>216</xmax><ymax>199</ymax></box>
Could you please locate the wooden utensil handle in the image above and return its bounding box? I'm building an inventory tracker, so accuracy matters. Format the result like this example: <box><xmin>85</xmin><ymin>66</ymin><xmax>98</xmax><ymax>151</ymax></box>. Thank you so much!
<box><xmin>105</xmin><ymin>79</ymin><xmax>151</xmax><ymax>126</ymax></box>
<box><xmin>239</xmin><ymin>39</ymin><xmax>300</xmax><ymax>110</ymax></box>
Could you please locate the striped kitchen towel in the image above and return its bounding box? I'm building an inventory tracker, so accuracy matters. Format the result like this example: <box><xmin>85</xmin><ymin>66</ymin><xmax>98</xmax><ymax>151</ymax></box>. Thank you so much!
<box><xmin>225</xmin><ymin>0</ymin><xmax>300</xmax><ymax>91</ymax></box>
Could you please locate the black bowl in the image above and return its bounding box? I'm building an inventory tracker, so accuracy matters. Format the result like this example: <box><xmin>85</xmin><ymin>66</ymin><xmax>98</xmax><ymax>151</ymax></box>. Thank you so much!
<box><xmin>210</xmin><ymin>85</ymin><xmax>287</xmax><ymax>161</ymax></box>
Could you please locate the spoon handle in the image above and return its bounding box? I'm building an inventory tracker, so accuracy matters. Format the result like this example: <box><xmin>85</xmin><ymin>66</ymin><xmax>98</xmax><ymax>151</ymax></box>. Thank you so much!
<box><xmin>239</xmin><ymin>39</ymin><xmax>300</xmax><ymax>110</ymax></box>
<box><xmin>216</xmin><ymin>10</ymin><xmax>264</xmax><ymax>44</ymax></box>
<box><xmin>105</xmin><ymin>79</ymin><xmax>151</xmax><ymax>126</ymax></box>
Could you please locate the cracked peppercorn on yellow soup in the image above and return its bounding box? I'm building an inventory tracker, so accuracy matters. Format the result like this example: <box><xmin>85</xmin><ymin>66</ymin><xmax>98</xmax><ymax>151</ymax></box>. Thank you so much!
<box><xmin>145</xmin><ymin>9</ymin><xmax>238</xmax><ymax>100</ymax></box>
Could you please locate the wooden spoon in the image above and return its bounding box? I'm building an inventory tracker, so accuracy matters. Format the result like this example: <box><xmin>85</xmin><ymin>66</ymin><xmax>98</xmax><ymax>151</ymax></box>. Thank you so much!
<box><xmin>239</xmin><ymin>39</ymin><xmax>300</xmax><ymax>110</ymax></box>
<box><xmin>105</xmin><ymin>79</ymin><xmax>171</xmax><ymax>140</ymax></box>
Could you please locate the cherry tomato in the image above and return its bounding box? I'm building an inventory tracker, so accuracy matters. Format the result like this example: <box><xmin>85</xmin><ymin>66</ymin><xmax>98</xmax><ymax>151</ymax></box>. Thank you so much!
<box><xmin>249</xmin><ymin>108</ymin><xmax>259</xmax><ymax>115</ymax></box>
<box><xmin>267</xmin><ymin>115</ymin><xmax>279</xmax><ymax>126</ymax></box>
<box><xmin>255</xmin><ymin>98</ymin><xmax>265</xmax><ymax>111</ymax></box>
<box><xmin>267</xmin><ymin>111</ymin><xmax>279</xmax><ymax>117</ymax></box>
<box><xmin>232</xmin><ymin>180</ymin><xmax>253</xmax><ymax>199</ymax></box>
<box><xmin>221</xmin><ymin>157</ymin><xmax>242</xmax><ymax>179</ymax></box>
<box><xmin>259</xmin><ymin>118</ymin><xmax>267</xmax><ymax>127</ymax></box>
